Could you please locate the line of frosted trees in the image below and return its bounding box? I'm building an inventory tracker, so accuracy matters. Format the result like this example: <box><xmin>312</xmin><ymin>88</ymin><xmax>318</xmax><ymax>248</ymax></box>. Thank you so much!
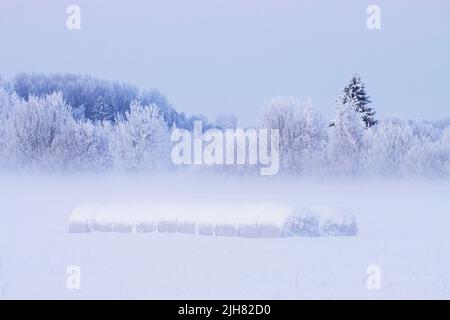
<box><xmin>0</xmin><ymin>89</ymin><xmax>170</xmax><ymax>172</ymax></box>
<box><xmin>260</xmin><ymin>96</ymin><xmax>450</xmax><ymax>177</ymax></box>
<box><xmin>0</xmin><ymin>75</ymin><xmax>449</xmax><ymax>176</ymax></box>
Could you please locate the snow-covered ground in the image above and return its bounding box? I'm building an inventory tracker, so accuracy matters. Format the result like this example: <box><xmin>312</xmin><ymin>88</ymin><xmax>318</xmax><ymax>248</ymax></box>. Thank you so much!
<box><xmin>0</xmin><ymin>173</ymin><xmax>449</xmax><ymax>299</ymax></box>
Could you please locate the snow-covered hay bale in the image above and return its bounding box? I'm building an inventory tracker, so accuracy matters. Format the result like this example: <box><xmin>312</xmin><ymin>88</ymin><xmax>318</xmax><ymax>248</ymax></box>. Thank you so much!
<box><xmin>68</xmin><ymin>203</ymin><xmax>357</xmax><ymax>238</ymax></box>
<box><xmin>93</xmin><ymin>222</ymin><xmax>113</xmax><ymax>232</ymax></box>
<box><xmin>283</xmin><ymin>209</ymin><xmax>320</xmax><ymax>237</ymax></box>
<box><xmin>198</xmin><ymin>223</ymin><xmax>214</xmax><ymax>236</ymax></box>
<box><xmin>134</xmin><ymin>205</ymin><xmax>157</xmax><ymax>233</ymax></box>
<box><xmin>238</xmin><ymin>224</ymin><xmax>259</xmax><ymax>238</ymax></box>
<box><xmin>136</xmin><ymin>222</ymin><xmax>156</xmax><ymax>233</ymax></box>
<box><xmin>151</xmin><ymin>203</ymin><xmax>181</xmax><ymax>233</ymax></box>
<box><xmin>68</xmin><ymin>220</ymin><xmax>92</xmax><ymax>233</ymax></box>
<box><xmin>68</xmin><ymin>205</ymin><xmax>95</xmax><ymax>233</ymax></box>
<box><xmin>157</xmin><ymin>221</ymin><xmax>179</xmax><ymax>233</ymax></box>
<box><xmin>178</xmin><ymin>221</ymin><xmax>196</xmax><ymax>234</ymax></box>
<box><xmin>94</xmin><ymin>204</ymin><xmax>135</xmax><ymax>233</ymax></box>
<box><xmin>258</xmin><ymin>224</ymin><xmax>283</xmax><ymax>238</ymax></box>
<box><xmin>315</xmin><ymin>207</ymin><xmax>358</xmax><ymax>236</ymax></box>
<box><xmin>215</xmin><ymin>223</ymin><xmax>237</xmax><ymax>237</ymax></box>
<box><xmin>111</xmin><ymin>223</ymin><xmax>133</xmax><ymax>233</ymax></box>
<box><xmin>256</xmin><ymin>203</ymin><xmax>292</xmax><ymax>238</ymax></box>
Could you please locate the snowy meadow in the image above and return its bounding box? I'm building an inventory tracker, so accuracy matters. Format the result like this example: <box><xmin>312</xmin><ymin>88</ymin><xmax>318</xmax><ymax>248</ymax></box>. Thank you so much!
<box><xmin>0</xmin><ymin>73</ymin><xmax>449</xmax><ymax>299</ymax></box>
<box><xmin>1</xmin><ymin>174</ymin><xmax>449</xmax><ymax>299</ymax></box>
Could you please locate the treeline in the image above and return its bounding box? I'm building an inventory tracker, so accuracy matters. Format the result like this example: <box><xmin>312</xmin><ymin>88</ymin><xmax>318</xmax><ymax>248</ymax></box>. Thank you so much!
<box><xmin>0</xmin><ymin>73</ymin><xmax>449</xmax><ymax>176</ymax></box>
<box><xmin>4</xmin><ymin>73</ymin><xmax>210</xmax><ymax>130</ymax></box>
<box><xmin>259</xmin><ymin>96</ymin><xmax>450</xmax><ymax>177</ymax></box>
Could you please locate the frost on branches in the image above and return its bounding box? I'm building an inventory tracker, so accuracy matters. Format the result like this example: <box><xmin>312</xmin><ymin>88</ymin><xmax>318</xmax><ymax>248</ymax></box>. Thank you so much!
<box><xmin>110</xmin><ymin>101</ymin><xmax>170</xmax><ymax>172</ymax></box>
<box><xmin>259</xmin><ymin>96</ymin><xmax>326</xmax><ymax>174</ymax></box>
<box><xmin>0</xmin><ymin>74</ymin><xmax>449</xmax><ymax>177</ymax></box>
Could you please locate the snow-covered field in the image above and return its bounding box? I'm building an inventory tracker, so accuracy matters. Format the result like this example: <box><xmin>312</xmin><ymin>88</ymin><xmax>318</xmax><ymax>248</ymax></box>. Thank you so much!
<box><xmin>0</xmin><ymin>173</ymin><xmax>449</xmax><ymax>299</ymax></box>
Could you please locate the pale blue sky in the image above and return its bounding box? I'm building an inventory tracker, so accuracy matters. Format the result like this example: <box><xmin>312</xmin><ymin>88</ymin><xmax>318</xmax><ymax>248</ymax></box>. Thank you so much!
<box><xmin>1</xmin><ymin>0</ymin><xmax>449</xmax><ymax>125</ymax></box>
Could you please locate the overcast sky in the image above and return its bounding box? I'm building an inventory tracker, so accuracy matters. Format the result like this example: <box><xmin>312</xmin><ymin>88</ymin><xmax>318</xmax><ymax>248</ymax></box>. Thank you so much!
<box><xmin>1</xmin><ymin>0</ymin><xmax>449</xmax><ymax>125</ymax></box>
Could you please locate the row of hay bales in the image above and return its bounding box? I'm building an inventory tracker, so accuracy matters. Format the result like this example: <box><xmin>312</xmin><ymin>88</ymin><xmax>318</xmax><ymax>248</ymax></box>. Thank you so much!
<box><xmin>68</xmin><ymin>203</ymin><xmax>357</xmax><ymax>237</ymax></box>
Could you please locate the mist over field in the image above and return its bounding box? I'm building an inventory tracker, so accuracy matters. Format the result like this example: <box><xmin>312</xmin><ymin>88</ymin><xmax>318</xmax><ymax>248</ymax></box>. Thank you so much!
<box><xmin>0</xmin><ymin>173</ymin><xmax>449</xmax><ymax>299</ymax></box>
<box><xmin>1</xmin><ymin>1</ymin><xmax>450</xmax><ymax>300</ymax></box>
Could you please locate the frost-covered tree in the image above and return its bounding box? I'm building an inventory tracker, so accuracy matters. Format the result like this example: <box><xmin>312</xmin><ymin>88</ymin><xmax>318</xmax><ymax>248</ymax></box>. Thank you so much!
<box><xmin>4</xmin><ymin>92</ymin><xmax>72</xmax><ymax>170</ymax></box>
<box><xmin>110</xmin><ymin>101</ymin><xmax>170</xmax><ymax>171</ymax></box>
<box><xmin>53</xmin><ymin>120</ymin><xmax>112</xmax><ymax>171</ymax></box>
<box><xmin>93</xmin><ymin>96</ymin><xmax>116</xmax><ymax>122</ymax></box>
<box><xmin>11</xmin><ymin>73</ymin><xmax>137</xmax><ymax>121</ymax></box>
<box><xmin>441</xmin><ymin>127</ymin><xmax>450</xmax><ymax>175</ymax></box>
<box><xmin>405</xmin><ymin>125</ymin><xmax>450</xmax><ymax>176</ymax></box>
<box><xmin>298</xmin><ymin>98</ymin><xmax>328</xmax><ymax>167</ymax></box>
<box><xmin>10</xmin><ymin>73</ymin><xmax>192</xmax><ymax>128</ymax></box>
<box><xmin>336</xmin><ymin>74</ymin><xmax>377</xmax><ymax>128</ymax></box>
<box><xmin>1</xmin><ymin>72</ymin><xmax>449</xmax><ymax>177</ymax></box>
<box><xmin>329</xmin><ymin>98</ymin><xmax>365</xmax><ymax>174</ymax></box>
<box><xmin>364</xmin><ymin>117</ymin><xmax>415</xmax><ymax>176</ymax></box>
<box><xmin>0</xmin><ymin>87</ymin><xmax>17</xmax><ymax>121</ymax></box>
<box><xmin>410</xmin><ymin>119</ymin><xmax>441</xmax><ymax>143</ymax></box>
<box><xmin>1</xmin><ymin>90</ymin><xmax>113</xmax><ymax>172</ymax></box>
<box><xmin>259</xmin><ymin>96</ymin><xmax>326</xmax><ymax>173</ymax></box>
<box><xmin>0</xmin><ymin>88</ymin><xmax>17</xmax><ymax>166</ymax></box>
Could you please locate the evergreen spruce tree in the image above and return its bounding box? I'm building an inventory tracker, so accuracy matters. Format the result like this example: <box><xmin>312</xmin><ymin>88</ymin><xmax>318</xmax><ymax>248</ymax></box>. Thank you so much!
<box><xmin>94</xmin><ymin>96</ymin><xmax>115</xmax><ymax>122</ymax></box>
<box><xmin>338</xmin><ymin>74</ymin><xmax>377</xmax><ymax>128</ymax></box>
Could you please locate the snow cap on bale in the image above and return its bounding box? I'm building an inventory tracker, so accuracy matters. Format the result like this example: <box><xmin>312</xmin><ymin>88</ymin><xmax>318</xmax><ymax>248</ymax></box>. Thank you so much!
<box><xmin>68</xmin><ymin>204</ymin><xmax>97</xmax><ymax>233</ymax></box>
